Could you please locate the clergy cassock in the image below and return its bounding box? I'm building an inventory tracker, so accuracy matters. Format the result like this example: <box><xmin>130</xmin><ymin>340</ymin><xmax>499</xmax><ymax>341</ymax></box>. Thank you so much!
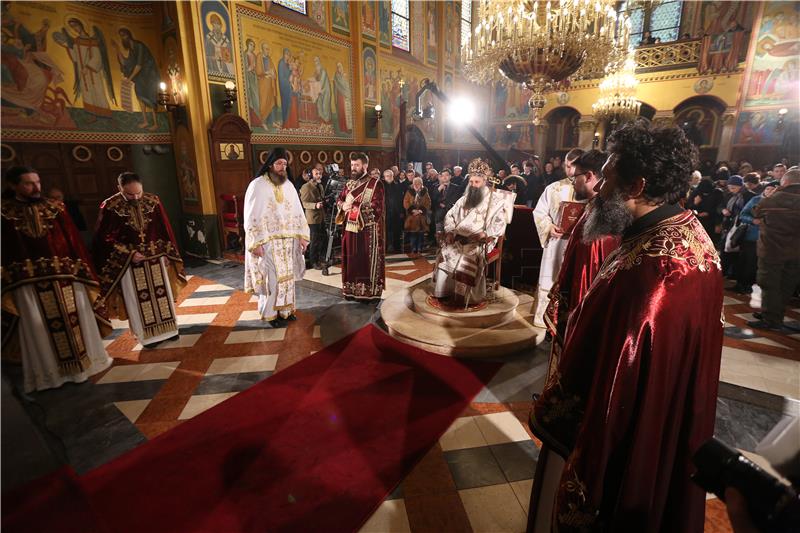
<box><xmin>338</xmin><ymin>174</ymin><xmax>385</xmax><ymax>299</ymax></box>
<box><xmin>93</xmin><ymin>193</ymin><xmax>186</xmax><ymax>346</ymax></box>
<box><xmin>531</xmin><ymin>205</ymin><xmax>723</xmax><ymax>533</ymax></box>
<box><xmin>530</xmin><ymin>207</ymin><xmax>620</xmax><ymax>533</ymax></box>
<box><xmin>1</xmin><ymin>198</ymin><xmax>112</xmax><ymax>392</ymax></box>
<box><xmin>244</xmin><ymin>174</ymin><xmax>309</xmax><ymax>320</ymax></box>
<box><xmin>532</xmin><ymin>177</ymin><xmax>581</xmax><ymax>327</ymax></box>
<box><xmin>433</xmin><ymin>189</ymin><xmax>510</xmax><ymax>304</ymax></box>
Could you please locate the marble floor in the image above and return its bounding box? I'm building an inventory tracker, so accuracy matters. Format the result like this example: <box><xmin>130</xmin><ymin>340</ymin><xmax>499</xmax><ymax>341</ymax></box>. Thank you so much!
<box><xmin>2</xmin><ymin>257</ymin><xmax>798</xmax><ymax>533</ymax></box>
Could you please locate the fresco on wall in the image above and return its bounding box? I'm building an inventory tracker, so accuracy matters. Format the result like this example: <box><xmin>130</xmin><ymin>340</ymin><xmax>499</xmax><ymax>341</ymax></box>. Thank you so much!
<box><xmin>237</xmin><ymin>7</ymin><xmax>354</xmax><ymax>141</ymax></box>
<box><xmin>425</xmin><ymin>1</ymin><xmax>438</xmax><ymax>65</ymax></box>
<box><xmin>175</xmin><ymin>124</ymin><xmax>200</xmax><ymax>207</ymax></box>
<box><xmin>331</xmin><ymin>0</ymin><xmax>350</xmax><ymax>36</ymax></box>
<box><xmin>362</xmin><ymin>45</ymin><xmax>377</xmax><ymax>103</ymax></box>
<box><xmin>361</xmin><ymin>0</ymin><xmax>376</xmax><ymax>40</ymax></box>
<box><xmin>675</xmin><ymin>106</ymin><xmax>719</xmax><ymax>147</ymax></box>
<box><xmin>443</xmin><ymin>73</ymin><xmax>453</xmax><ymax>143</ymax></box>
<box><xmin>379</xmin><ymin>58</ymin><xmax>439</xmax><ymax>143</ymax></box>
<box><xmin>201</xmin><ymin>1</ymin><xmax>235</xmax><ymax>79</ymax></box>
<box><xmin>743</xmin><ymin>1</ymin><xmax>799</xmax><ymax>108</ymax></box>
<box><xmin>163</xmin><ymin>35</ymin><xmax>185</xmax><ymax>106</ymax></box>
<box><xmin>1</xmin><ymin>1</ymin><xmax>169</xmax><ymax>140</ymax></box>
<box><xmin>411</xmin><ymin>1</ymin><xmax>424</xmax><ymax>63</ymax></box>
<box><xmin>492</xmin><ymin>82</ymin><xmax>533</xmax><ymax>122</ymax></box>
<box><xmin>308</xmin><ymin>1</ymin><xmax>328</xmax><ymax>31</ymax></box>
<box><xmin>378</xmin><ymin>0</ymin><xmax>391</xmax><ymax>48</ymax></box>
<box><xmin>684</xmin><ymin>2</ymin><xmax>754</xmax><ymax>37</ymax></box>
<box><xmin>444</xmin><ymin>1</ymin><xmax>459</xmax><ymax>70</ymax></box>
<box><xmin>734</xmin><ymin>110</ymin><xmax>784</xmax><ymax>145</ymax></box>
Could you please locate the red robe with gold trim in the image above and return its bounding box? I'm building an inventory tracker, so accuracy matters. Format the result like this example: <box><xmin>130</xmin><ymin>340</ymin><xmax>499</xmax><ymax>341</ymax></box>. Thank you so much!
<box><xmin>532</xmin><ymin>208</ymin><xmax>723</xmax><ymax>532</ymax></box>
<box><xmin>92</xmin><ymin>192</ymin><xmax>186</xmax><ymax>324</ymax></box>
<box><xmin>338</xmin><ymin>175</ymin><xmax>385</xmax><ymax>299</ymax></box>
<box><xmin>1</xmin><ymin>198</ymin><xmax>111</xmax><ymax>371</ymax></box>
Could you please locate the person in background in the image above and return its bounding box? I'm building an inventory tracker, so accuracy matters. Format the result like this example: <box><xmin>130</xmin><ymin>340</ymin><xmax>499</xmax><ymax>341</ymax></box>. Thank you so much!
<box><xmin>747</xmin><ymin>168</ymin><xmax>800</xmax><ymax>331</ymax></box>
<box><xmin>2</xmin><ymin>166</ymin><xmax>112</xmax><ymax>392</ymax></box>
<box><xmin>295</xmin><ymin>167</ymin><xmax>311</xmax><ymax>194</ymax></box>
<box><xmin>689</xmin><ymin>178</ymin><xmax>724</xmax><ymax>242</ymax></box>
<box><xmin>403</xmin><ymin>177</ymin><xmax>430</xmax><ymax>255</ymax></box>
<box><xmin>383</xmin><ymin>169</ymin><xmax>405</xmax><ymax>253</ymax></box>
<box><xmin>720</xmin><ymin>175</ymin><xmax>752</xmax><ymax>278</ymax></box>
<box><xmin>424</xmin><ymin>168</ymin><xmax>440</xmax><ymax>247</ymax></box>
<box><xmin>772</xmin><ymin>163</ymin><xmax>787</xmax><ymax>182</ymax></box>
<box><xmin>551</xmin><ymin>156</ymin><xmax>565</xmax><ymax>180</ymax></box>
<box><xmin>734</xmin><ymin>180</ymin><xmax>779</xmax><ymax>295</ymax></box>
<box><xmin>432</xmin><ymin>168</ymin><xmax>463</xmax><ymax>244</ymax></box>
<box><xmin>299</xmin><ymin>166</ymin><xmax>327</xmax><ymax>269</ymax></box>
<box><xmin>524</xmin><ymin>159</ymin><xmax>545</xmax><ymax>206</ymax></box>
<box><xmin>451</xmin><ymin>165</ymin><xmax>465</xmax><ymax>187</ymax></box>
<box><xmin>542</xmin><ymin>161</ymin><xmax>558</xmax><ymax>185</ymax></box>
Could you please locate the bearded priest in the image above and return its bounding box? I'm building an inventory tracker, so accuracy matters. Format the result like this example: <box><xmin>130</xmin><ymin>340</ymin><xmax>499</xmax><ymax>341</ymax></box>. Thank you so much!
<box><xmin>529</xmin><ymin>149</ymin><xmax>620</xmax><ymax>532</ymax></box>
<box><xmin>432</xmin><ymin>159</ymin><xmax>510</xmax><ymax>307</ymax></box>
<box><xmin>337</xmin><ymin>152</ymin><xmax>385</xmax><ymax>301</ymax></box>
<box><xmin>244</xmin><ymin>147</ymin><xmax>309</xmax><ymax>327</ymax></box>
<box><xmin>93</xmin><ymin>172</ymin><xmax>186</xmax><ymax>347</ymax></box>
<box><xmin>2</xmin><ymin>166</ymin><xmax>112</xmax><ymax>392</ymax></box>
<box><xmin>530</xmin><ymin>123</ymin><xmax>723</xmax><ymax>532</ymax></box>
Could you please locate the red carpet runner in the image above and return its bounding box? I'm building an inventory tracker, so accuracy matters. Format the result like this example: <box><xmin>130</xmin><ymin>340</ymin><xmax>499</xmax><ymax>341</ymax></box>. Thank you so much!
<box><xmin>4</xmin><ymin>325</ymin><xmax>499</xmax><ymax>533</ymax></box>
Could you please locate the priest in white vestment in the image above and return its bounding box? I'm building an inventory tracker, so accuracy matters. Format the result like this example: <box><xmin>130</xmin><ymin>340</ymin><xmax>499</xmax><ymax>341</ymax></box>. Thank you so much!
<box><xmin>532</xmin><ymin>149</ymin><xmax>584</xmax><ymax>327</ymax></box>
<box><xmin>433</xmin><ymin>161</ymin><xmax>511</xmax><ymax>306</ymax></box>
<box><xmin>244</xmin><ymin>148</ymin><xmax>310</xmax><ymax>327</ymax></box>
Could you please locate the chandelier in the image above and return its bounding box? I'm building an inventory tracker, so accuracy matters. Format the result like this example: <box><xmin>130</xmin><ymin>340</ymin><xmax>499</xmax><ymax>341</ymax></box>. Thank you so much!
<box><xmin>592</xmin><ymin>51</ymin><xmax>641</xmax><ymax>126</ymax></box>
<box><xmin>462</xmin><ymin>0</ymin><xmax>631</xmax><ymax>124</ymax></box>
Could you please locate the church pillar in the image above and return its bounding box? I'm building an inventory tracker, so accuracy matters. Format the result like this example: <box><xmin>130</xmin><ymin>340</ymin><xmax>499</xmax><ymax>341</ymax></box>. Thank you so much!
<box><xmin>534</xmin><ymin>123</ymin><xmax>549</xmax><ymax>157</ymax></box>
<box><xmin>717</xmin><ymin>108</ymin><xmax>738</xmax><ymax>163</ymax></box>
<box><xmin>578</xmin><ymin>116</ymin><xmax>598</xmax><ymax>150</ymax></box>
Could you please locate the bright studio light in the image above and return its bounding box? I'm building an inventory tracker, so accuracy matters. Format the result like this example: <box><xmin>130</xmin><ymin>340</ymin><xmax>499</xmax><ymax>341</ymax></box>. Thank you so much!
<box><xmin>448</xmin><ymin>97</ymin><xmax>476</xmax><ymax>123</ymax></box>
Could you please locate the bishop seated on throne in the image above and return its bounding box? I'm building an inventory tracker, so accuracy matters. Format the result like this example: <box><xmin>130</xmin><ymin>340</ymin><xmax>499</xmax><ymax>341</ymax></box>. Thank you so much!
<box><xmin>432</xmin><ymin>159</ymin><xmax>514</xmax><ymax>308</ymax></box>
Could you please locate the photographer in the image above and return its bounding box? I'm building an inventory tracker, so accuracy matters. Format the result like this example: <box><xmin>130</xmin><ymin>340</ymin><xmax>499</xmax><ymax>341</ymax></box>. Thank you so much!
<box><xmin>299</xmin><ymin>167</ymin><xmax>326</xmax><ymax>269</ymax></box>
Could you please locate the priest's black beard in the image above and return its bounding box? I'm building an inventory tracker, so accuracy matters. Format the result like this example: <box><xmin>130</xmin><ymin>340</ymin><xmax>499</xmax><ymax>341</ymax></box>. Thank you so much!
<box><xmin>582</xmin><ymin>189</ymin><xmax>635</xmax><ymax>242</ymax></box>
<box><xmin>351</xmin><ymin>170</ymin><xmax>366</xmax><ymax>180</ymax></box>
<box><xmin>269</xmin><ymin>170</ymin><xmax>287</xmax><ymax>184</ymax></box>
<box><xmin>464</xmin><ymin>185</ymin><xmax>487</xmax><ymax>209</ymax></box>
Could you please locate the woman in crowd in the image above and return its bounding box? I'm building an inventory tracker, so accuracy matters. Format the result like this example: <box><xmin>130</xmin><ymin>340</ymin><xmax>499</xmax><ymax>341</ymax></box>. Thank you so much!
<box><xmin>403</xmin><ymin>177</ymin><xmax>431</xmax><ymax>255</ymax></box>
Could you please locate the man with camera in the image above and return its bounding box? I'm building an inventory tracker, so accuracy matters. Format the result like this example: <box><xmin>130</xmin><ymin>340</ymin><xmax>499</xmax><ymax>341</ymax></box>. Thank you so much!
<box><xmin>300</xmin><ymin>166</ymin><xmax>327</xmax><ymax>269</ymax></box>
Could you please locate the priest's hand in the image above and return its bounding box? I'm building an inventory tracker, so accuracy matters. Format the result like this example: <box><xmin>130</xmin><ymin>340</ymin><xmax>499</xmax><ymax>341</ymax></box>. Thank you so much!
<box><xmin>132</xmin><ymin>252</ymin><xmax>146</xmax><ymax>264</ymax></box>
<box><xmin>251</xmin><ymin>246</ymin><xmax>264</xmax><ymax>257</ymax></box>
<box><xmin>475</xmin><ymin>231</ymin><xmax>488</xmax><ymax>243</ymax></box>
<box><xmin>300</xmin><ymin>239</ymin><xmax>309</xmax><ymax>253</ymax></box>
<box><xmin>444</xmin><ymin>232</ymin><xmax>456</xmax><ymax>244</ymax></box>
<box><xmin>550</xmin><ymin>226</ymin><xmax>564</xmax><ymax>239</ymax></box>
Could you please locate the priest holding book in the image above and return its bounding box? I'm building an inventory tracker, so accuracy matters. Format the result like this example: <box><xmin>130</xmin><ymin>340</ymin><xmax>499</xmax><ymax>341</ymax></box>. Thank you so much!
<box><xmin>532</xmin><ymin>148</ymin><xmax>585</xmax><ymax>328</ymax></box>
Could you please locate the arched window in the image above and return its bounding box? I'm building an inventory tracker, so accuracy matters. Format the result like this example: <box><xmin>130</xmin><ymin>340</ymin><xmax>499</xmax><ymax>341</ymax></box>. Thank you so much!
<box><xmin>620</xmin><ymin>0</ymin><xmax>683</xmax><ymax>45</ymax></box>
<box><xmin>272</xmin><ymin>0</ymin><xmax>307</xmax><ymax>15</ymax></box>
<box><xmin>392</xmin><ymin>0</ymin><xmax>410</xmax><ymax>51</ymax></box>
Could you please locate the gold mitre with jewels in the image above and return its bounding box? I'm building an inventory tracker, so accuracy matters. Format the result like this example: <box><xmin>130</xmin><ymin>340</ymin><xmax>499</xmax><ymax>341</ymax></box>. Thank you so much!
<box><xmin>467</xmin><ymin>158</ymin><xmax>494</xmax><ymax>179</ymax></box>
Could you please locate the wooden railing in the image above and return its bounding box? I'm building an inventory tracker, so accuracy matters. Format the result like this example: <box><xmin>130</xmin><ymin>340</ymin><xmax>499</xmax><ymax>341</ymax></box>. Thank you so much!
<box><xmin>634</xmin><ymin>39</ymin><xmax>701</xmax><ymax>71</ymax></box>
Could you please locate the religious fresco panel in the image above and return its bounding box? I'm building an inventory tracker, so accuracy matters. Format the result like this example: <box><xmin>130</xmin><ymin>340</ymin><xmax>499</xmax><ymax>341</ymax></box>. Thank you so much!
<box><xmin>378</xmin><ymin>0</ymin><xmax>391</xmax><ymax>48</ymax></box>
<box><xmin>1</xmin><ymin>1</ymin><xmax>169</xmax><ymax>141</ymax></box>
<box><xmin>742</xmin><ymin>1</ymin><xmax>799</xmax><ymax>109</ymax></box>
<box><xmin>733</xmin><ymin>110</ymin><xmax>784</xmax><ymax>146</ymax></box>
<box><xmin>237</xmin><ymin>7</ymin><xmax>355</xmax><ymax>142</ymax></box>
<box><xmin>308</xmin><ymin>1</ymin><xmax>329</xmax><ymax>32</ymax></box>
<box><xmin>201</xmin><ymin>1</ymin><xmax>236</xmax><ymax>79</ymax></box>
<box><xmin>410</xmin><ymin>1</ymin><xmax>425</xmax><ymax>63</ymax></box>
<box><xmin>361</xmin><ymin>0</ymin><xmax>377</xmax><ymax>41</ymax></box>
<box><xmin>362</xmin><ymin>45</ymin><xmax>378</xmax><ymax>104</ymax></box>
<box><xmin>379</xmin><ymin>57</ymin><xmax>438</xmax><ymax>143</ymax></box>
<box><xmin>425</xmin><ymin>1</ymin><xmax>438</xmax><ymax>65</ymax></box>
<box><xmin>492</xmin><ymin>82</ymin><xmax>533</xmax><ymax>122</ymax></box>
<box><xmin>331</xmin><ymin>0</ymin><xmax>350</xmax><ymax>36</ymax></box>
<box><xmin>444</xmin><ymin>1</ymin><xmax>459</xmax><ymax>71</ymax></box>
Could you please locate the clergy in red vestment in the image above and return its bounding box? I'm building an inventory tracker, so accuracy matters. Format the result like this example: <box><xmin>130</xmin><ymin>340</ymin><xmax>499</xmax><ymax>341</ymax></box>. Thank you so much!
<box><xmin>337</xmin><ymin>152</ymin><xmax>385</xmax><ymax>300</ymax></box>
<box><xmin>530</xmin><ymin>149</ymin><xmax>621</xmax><ymax>532</ymax></box>
<box><xmin>92</xmin><ymin>172</ymin><xmax>186</xmax><ymax>347</ymax></box>
<box><xmin>1</xmin><ymin>166</ymin><xmax>112</xmax><ymax>392</ymax></box>
<box><xmin>530</xmin><ymin>123</ymin><xmax>723</xmax><ymax>532</ymax></box>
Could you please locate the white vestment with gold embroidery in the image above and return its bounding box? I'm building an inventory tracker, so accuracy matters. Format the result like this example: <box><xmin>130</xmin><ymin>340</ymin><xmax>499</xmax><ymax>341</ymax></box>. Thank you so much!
<box><xmin>244</xmin><ymin>175</ymin><xmax>310</xmax><ymax>320</ymax></box>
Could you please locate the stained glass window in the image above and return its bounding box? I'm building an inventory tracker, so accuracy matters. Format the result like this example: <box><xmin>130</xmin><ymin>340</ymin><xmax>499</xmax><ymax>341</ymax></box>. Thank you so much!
<box><xmin>461</xmin><ymin>0</ymin><xmax>472</xmax><ymax>50</ymax></box>
<box><xmin>392</xmin><ymin>0</ymin><xmax>410</xmax><ymax>51</ymax></box>
<box><xmin>619</xmin><ymin>0</ymin><xmax>682</xmax><ymax>46</ymax></box>
<box><xmin>273</xmin><ymin>0</ymin><xmax>307</xmax><ymax>15</ymax></box>
<box><xmin>649</xmin><ymin>1</ymin><xmax>682</xmax><ymax>42</ymax></box>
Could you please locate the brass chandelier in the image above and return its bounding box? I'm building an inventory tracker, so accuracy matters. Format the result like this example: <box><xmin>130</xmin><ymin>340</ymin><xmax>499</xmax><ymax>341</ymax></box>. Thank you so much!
<box><xmin>462</xmin><ymin>0</ymin><xmax>631</xmax><ymax>124</ymax></box>
<box><xmin>592</xmin><ymin>51</ymin><xmax>641</xmax><ymax>126</ymax></box>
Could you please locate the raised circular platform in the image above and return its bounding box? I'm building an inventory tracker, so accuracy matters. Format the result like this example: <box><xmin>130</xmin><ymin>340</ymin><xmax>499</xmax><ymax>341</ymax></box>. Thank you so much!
<box><xmin>380</xmin><ymin>283</ymin><xmax>544</xmax><ymax>357</ymax></box>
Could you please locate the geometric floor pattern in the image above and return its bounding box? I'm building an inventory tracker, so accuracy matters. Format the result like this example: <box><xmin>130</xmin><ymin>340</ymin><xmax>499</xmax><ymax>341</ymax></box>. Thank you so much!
<box><xmin>15</xmin><ymin>256</ymin><xmax>800</xmax><ymax>533</ymax></box>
